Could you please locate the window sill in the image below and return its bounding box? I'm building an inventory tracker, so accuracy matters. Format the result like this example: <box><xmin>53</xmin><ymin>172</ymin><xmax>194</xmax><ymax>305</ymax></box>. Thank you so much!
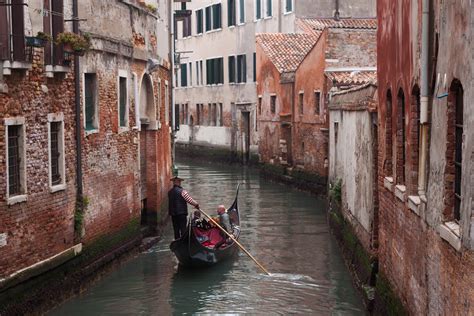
<box><xmin>237</xmin><ymin>22</ymin><xmax>246</xmax><ymax>27</ymax></box>
<box><xmin>11</xmin><ymin>61</ymin><xmax>32</xmax><ymax>70</ymax></box>
<box><xmin>118</xmin><ymin>126</ymin><xmax>130</xmax><ymax>134</ymax></box>
<box><xmin>383</xmin><ymin>176</ymin><xmax>394</xmax><ymax>191</ymax></box>
<box><xmin>206</xmin><ymin>28</ymin><xmax>222</xmax><ymax>34</ymax></box>
<box><xmin>50</xmin><ymin>184</ymin><xmax>67</xmax><ymax>193</ymax></box>
<box><xmin>438</xmin><ymin>221</ymin><xmax>461</xmax><ymax>251</ymax></box>
<box><xmin>85</xmin><ymin>129</ymin><xmax>99</xmax><ymax>136</ymax></box>
<box><xmin>7</xmin><ymin>194</ymin><xmax>28</xmax><ymax>206</ymax></box>
<box><xmin>395</xmin><ymin>185</ymin><xmax>406</xmax><ymax>202</ymax></box>
<box><xmin>283</xmin><ymin>11</ymin><xmax>294</xmax><ymax>15</ymax></box>
<box><xmin>264</xmin><ymin>16</ymin><xmax>272</xmax><ymax>20</ymax></box>
<box><xmin>407</xmin><ymin>195</ymin><xmax>421</xmax><ymax>216</ymax></box>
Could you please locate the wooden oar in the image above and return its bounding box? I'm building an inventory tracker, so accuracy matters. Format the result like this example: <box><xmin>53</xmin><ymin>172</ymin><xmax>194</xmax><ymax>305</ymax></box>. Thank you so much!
<box><xmin>198</xmin><ymin>208</ymin><xmax>270</xmax><ymax>276</ymax></box>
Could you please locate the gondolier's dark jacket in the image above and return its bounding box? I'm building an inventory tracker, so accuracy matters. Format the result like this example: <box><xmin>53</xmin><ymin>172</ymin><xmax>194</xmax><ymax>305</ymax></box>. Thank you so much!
<box><xmin>168</xmin><ymin>185</ymin><xmax>188</xmax><ymax>216</ymax></box>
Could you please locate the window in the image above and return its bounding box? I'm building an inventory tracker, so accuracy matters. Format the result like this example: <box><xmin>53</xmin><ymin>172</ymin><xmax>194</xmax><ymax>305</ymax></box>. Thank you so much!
<box><xmin>239</xmin><ymin>0</ymin><xmax>245</xmax><ymax>24</ymax></box>
<box><xmin>180</xmin><ymin>64</ymin><xmax>188</xmax><ymax>87</ymax></box>
<box><xmin>174</xmin><ymin>104</ymin><xmax>180</xmax><ymax>129</ymax></box>
<box><xmin>212</xmin><ymin>103</ymin><xmax>218</xmax><ymax>126</ymax></box>
<box><xmin>445</xmin><ymin>81</ymin><xmax>464</xmax><ymax>222</ymax></box>
<box><xmin>118</xmin><ymin>73</ymin><xmax>128</xmax><ymax>128</ymax></box>
<box><xmin>270</xmin><ymin>95</ymin><xmax>276</xmax><ymax>114</ymax></box>
<box><xmin>84</xmin><ymin>73</ymin><xmax>98</xmax><ymax>131</ymax></box>
<box><xmin>208</xmin><ymin>104</ymin><xmax>212</xmax><ymax>126</ymax></box>
<box><xmin>237</xmin><ymin>54</ymin><xmax>247</xmax><ymax>83</ymax></box>
<box><xmin>196</xmin><ymin>9</ymin><xmax>203</xmax><ymax>34</ymax></box>
<box><xmin>206</xmin><ymin>4</ymin><xmax>222</xmax><ymax>31</ymax></box>
<box><xmin>314</xmin><ymin>91</ymin><xmax>321</xmax><ymax>115</ymax></box>
<box><xmin>228</xmin><ymin>0</ymin><xmax>236</xmax><ymax>26</ymax></box>
<box><xmin>182</xmin><ymin>15</ymin><xmax>192</xmax><ymax>38</ymax></box>
<box><xmin>48</xmin><ymin>114</ymin><xmax>66</xmax><ymax>191</ymax></box>
<box><xmin>196</xmin><ymin>104</ymin><xmax>201</xmax><ymax>125</ymax></box>
<box><xmin>205</xmin><ymin>6</ymin><xmax>212</xmax><ymax>31</ymax></box>
<box><xmin>0</xmin><ymin>0</ymin><xmax>27</xmax><ymax>61</ymax></box>
<box><xmin>265</xmin><ymin>0</ymin><xmax>272</xmax><ymax>17</ymax></box>
<box><xmin>229</xmin><ymin>56</ymin><xmax>236</xmax><ymax>83</ymax></box>
<box><xmin>218</xmin><ymin>103</ymin><xmax>223</xmax><ymax>126</ymax></box>
<box><xmin>255</xmin><ymin>0</ymin><xmax>262</xmax><ymax>19</ymax></box>
<box><xmin>6</xmin><ymin>122</ymin><xmax>26</xmax><ymax>199</ymax></box>
<box><xmin>253</xmin><ymin>52</ymin><xmax>257</xmax><ymax>82</ymax></box>
<box><xmin>285</xmin><ymin>0</ymin><xmax>293</xmax><ymax>13</ymax></box>
<box><xmin>189</xmin><ymin>62</ymin><xmax>193</xmax><ymax>86</ymax></box>
<box><xmin>213</xmin><ymin>4</ymin><xmax>222</xmax><ymax>29</ymax></box>
<box><xmin>299</xmin><ymin>92</ymin><xmax>304</xmax><ymax>115</ymax></box>
<box><xmin>384</xmin><ymin>90</ymin><xmax>393</xmax><ymax>176</ymax></box>
<box><xmin>199</xmin><ymin>61</ymin><xmax>203</xmax><ymax>85</ymax></box>
<box><xmin>185</xmin><ymin>104</ymin><xmax>189</xmax><ymax>125</ymax></box>
<box><xmin>206</xmin><ymin>57</ymin><xmax>224</xmax><ymax>85</ymax></box>
<box><xmin>258</xmin><ymin>96</ymin><xmax>262</xmax><ymax>115</ymax></box>
<box><xmin>396</xmin><ymin>89</ymin><xmax>406</xmax><ymax>184</ymax></box>
<box><xmin>165</xmin><ymin>81</ymin><xmax>170</xmax><ymax>125</ymax></box>
<box><xmin>46</xmin><ymin>0</ymin><xmax>65</xmax><ymax>66</ymax></box>
<box><xmin>409</xmin><ymin>86</ymin><xmax>420</xmax><ymax>194</ymax></box>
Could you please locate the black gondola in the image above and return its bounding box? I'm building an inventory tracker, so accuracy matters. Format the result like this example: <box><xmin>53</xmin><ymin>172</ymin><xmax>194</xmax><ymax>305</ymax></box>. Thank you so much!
<box><xmin>170</xmin><ymin>185</ymin><xmax>241</xmax><ymax>267</ymax></box>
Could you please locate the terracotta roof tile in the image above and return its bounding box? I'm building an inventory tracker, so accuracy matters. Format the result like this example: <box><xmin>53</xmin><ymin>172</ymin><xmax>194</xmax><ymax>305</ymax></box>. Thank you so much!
<box><xmin>256</xmin><ymin>33</ymin><xmax>318</xmax><ymax>74</ymax></box>
<box><xmin>296</xmin><ymin>18</ymin><xmax>377</xmax><ymax>35</ymax></box>
<box><xmin>325</xmin><ymin>71</ymin><xmax>377</xmax><ymax>85</ymax></box>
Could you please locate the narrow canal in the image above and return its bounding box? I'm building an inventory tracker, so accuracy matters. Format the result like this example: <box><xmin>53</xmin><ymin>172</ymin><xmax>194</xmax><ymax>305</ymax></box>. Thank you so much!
<box><xmin>50</xmin><ymin>159</ymin><xmax>365</xmax><ymax>315</ymax></box>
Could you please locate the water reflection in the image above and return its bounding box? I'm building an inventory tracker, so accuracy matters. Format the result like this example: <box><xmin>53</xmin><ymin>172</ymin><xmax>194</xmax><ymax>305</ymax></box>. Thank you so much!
<box><xmin>49</xmin><ymin>159</ymin><xmax>364</xmax><ymax>315</ymax></box>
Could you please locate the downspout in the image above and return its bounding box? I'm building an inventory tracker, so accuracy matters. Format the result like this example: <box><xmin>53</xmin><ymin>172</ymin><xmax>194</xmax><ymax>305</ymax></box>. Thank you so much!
<box><xmin>334</xmin><ymin>0</ymin><xmax>340</xmax><ymax>21</ymax></box>
<box><xmin>169</xmin><ymin>0</ymin><xmax>177</xmax><ymax>174</ymax></box>
<box><xmin>73</xmin><ymin>0</ymin><xmax>82</xmax><ymax>197</ymax></box>
<box><xmin>278</xmin><ymin>0</ymin><xmax>282</xmax><ymax>32</ymax></box>
<box><xmin>418</xmin><ymin>0</ymin><xmax>430</xmax><ymax>199</ymax></box>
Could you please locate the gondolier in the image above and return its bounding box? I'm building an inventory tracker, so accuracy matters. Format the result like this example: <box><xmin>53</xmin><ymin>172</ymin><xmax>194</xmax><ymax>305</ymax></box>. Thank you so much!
<box><xmin>168</xmin><ymin>176</ymin><xmax>199</xmax><ymax>240</ymax></box>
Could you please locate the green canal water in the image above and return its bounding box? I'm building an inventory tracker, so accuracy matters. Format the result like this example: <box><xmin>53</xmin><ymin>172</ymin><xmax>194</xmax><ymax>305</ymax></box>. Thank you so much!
<box><xmin>49</xmin><ymin>159</ymin><xmax>365</xmax><ymax>315</ymax></box>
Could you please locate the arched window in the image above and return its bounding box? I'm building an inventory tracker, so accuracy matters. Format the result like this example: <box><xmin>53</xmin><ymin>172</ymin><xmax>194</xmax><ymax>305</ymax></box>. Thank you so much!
<box><xmin>384</xmin><ymin>90</ymin><xmax>393</xmax><ymax>176</ymax></box>
<box><xmin>396</xmin><ymin>89</ymin><xmax>406</xmax><ymax>185</ymax></box>
<box><xmin>445</xmin><ymin>80</ymin><xmax>463</xmax><ymax>222</ymax></box>
<box><xmin>410</xmin><ymin>86</ymin><xmax>421</xmax><ymax>193</ymax></box>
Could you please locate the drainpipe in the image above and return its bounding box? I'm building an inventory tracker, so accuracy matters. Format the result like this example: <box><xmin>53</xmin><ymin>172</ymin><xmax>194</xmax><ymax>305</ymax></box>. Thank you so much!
<box><xmin>334</xmin><ymin>0</ymin><xmax>340</xmax><ymax>21</ymax></box>
<box><xmin>169</xmin><ymin>0</ymin><xmax>177</xmax><ymax>173</ymax></box>
<box><xmin>73</xmin><ymin>0</ymin><xmax>83</xmax><ymax>197</ymax></box>
<box><xmin>418</xmin><ymin>0</ymin><xmax>430</xmax><ymax>199</ymax></box>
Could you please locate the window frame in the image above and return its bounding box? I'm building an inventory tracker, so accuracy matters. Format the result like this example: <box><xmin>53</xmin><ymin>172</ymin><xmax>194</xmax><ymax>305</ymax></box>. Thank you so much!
<box><xmin>196</xmin><ymin>9</ymin><xmax>204</xmax><ymax>35</ymax></box>
<box><xmin>47</xmin><ymin>113</ymin><xmax>66</xmax><ymax>192</ymax></box>
<box><xmin>83</xmin><ymin>72</ymin><xmax>99</xmax><ymax>134</ymax></box>
<box><xmin>118</xmin><ymin>70</ymin><xmax>129</xmax><ymax>131</ymax></box>
<box><xmin>314</xmin><ymin>90</ymin><xmax>321</xmax><ymax>115</ymax></box>
<box><xmin>255</xmin><ymin>0</ymin><xmax>262</xmax><ymax>20</ymax></box>
<box><xmin>299</xmin><ymin>91</ymin><xmax>304</xmax><ymax>116</ymax></box>
<box><xmin>5</xmin><ymin>117</ymin><xmax>27</xmax><ymax>205</ymax></box>
<box><xmin>270</xmin><ymin>94</ymin><xmax>276</xmax><ymax>114</ymax></box>
<box><xmin>206</xmin><ymin>56</ymin><xmax>224</xmax><ymax>85</ymax></box>
<box><xmin>228</xmin><ymin>0</ymin><xmax>236</xmax><ymax>27</ymax></box>
<box><xmin>284</xmin><ymin>0</ymin><xmax>294</xmax><ymax>14</ymax></box>
<box><xmin>237</xmin><ymin>54</ymin><xmax>247</xmax><ymax>83</ymax></box>
<box><xmin>265</xmin><ymin>0</ymin><xmax>272</xmax><ymax>17</ymax></box>
<box><xmin>238</xmin><ymin>0</ymin><xmax>245</xmax><ymax>25</ymax></box>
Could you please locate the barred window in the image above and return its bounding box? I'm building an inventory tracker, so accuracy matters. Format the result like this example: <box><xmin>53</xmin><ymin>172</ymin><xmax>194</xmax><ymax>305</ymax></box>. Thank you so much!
<box><xmin>8</xmin><ymin>125</ymin><xmax>22</xmax><ymax>196</ymax></box>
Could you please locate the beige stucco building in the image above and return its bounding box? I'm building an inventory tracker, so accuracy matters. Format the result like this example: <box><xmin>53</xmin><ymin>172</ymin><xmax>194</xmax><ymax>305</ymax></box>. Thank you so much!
<box><xmin>173</xmin><ymin>0</ymin><xmax>376</xmax><ymax>162</ymax></box>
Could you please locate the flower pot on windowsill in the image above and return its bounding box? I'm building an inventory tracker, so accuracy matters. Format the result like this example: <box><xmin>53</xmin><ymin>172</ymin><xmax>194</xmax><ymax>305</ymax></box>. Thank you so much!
<box><xmin>63</xmin><ymin>43</ymin><xmax>74</xmax><ymax>53</ymax></box>
<box><xmin>25</xmin><ymin>36</ymin><xmax>48</xmax><ymax>48</ymax></box>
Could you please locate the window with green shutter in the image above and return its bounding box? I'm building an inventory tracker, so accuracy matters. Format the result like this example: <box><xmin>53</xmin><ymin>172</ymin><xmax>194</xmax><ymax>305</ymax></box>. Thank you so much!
<box><xmin>196</xmin><ymin>9</ymin><xmax>203</xmax><ymax>34</ymax></box>
<box><xmin>119</xmin><ymin>77</ymin><xmax>127</xmax><ymax>127</ymax></box>
<box><xmin>228</xmin><ymin>0</ymin><xmax>236</xmax><ymax>26</ymax></box>
<box><xmin>205</xmin><ymin>6</ymin><xmax>212</xmax><ymax>31</ymax></box>
<box><xmin>84</xmin><ymin>73</ymin><xmax>97</xmax><ymax>131</ymax></box>
<box><xmin>229</xmin><ymin>56</ymin><xmax>236</xmax><ymax>83</ymax></box>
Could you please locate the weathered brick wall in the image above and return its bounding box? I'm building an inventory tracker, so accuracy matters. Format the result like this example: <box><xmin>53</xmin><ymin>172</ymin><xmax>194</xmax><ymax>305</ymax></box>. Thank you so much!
<box><xmin>0</xmin><ymin>49</ymin><xmax>77</xmax><ymax>277</ymax></box>
<box><xmin>293</xmin><ymin>33</ymin><xmax>328</xmax><ymax>177</ymax></box>
<box><xmin>377</xmin><ymin>0</ymin><xmax>474</xmax><ymax>314</ymax></box>
<box><xmin>326</xmin><ymin>29</ymin><xmax>377</xmax><ymax>68</ymax></box>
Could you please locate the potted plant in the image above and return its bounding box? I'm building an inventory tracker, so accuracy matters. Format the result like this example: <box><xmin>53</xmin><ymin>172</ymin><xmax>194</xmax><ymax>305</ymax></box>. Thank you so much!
<box><xmin>25</xmin><ymin>31</ymin><xmax>52</xmax><ymax>48</ymax></box>
<box><xmin>146</xmin><ymin>4</ymin><xmax>157</xmax><ymax>14</ymax></box>
<box><xmin>56</xmin><ymin>32</ymin><xmax>91</xmax><ymax>56</ymax></box>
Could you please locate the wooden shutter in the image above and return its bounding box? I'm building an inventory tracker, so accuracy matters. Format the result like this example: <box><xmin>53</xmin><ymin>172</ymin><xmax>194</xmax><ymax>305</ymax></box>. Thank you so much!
<box><xmin>11</xmin><ymin>0</ymin><xmax>25</xmax><ymax>61</ymax></box>
<box><xmin>52</xmin><ymin>0</ymin><xmax>64</xmax><ymax>65</ymax></box>
<box><xmin>228</xmin><ymin>56</ymin><xmax>235</xmax><ymax>83</ymax></box>
<box><xmin>0</xmin><ymin>2</ymin><xmax>9</xmax><ymax>59</ymax></box>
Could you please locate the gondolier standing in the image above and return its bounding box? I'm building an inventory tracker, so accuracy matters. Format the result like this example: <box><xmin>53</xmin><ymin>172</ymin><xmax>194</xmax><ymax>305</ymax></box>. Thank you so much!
<box><xmin>168</xmin><ymin>176</ymin><xmax>200</xmax><ymax>240</ymax></box>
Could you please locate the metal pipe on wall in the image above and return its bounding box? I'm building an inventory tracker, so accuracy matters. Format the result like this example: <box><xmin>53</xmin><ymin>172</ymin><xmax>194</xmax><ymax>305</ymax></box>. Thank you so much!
<box><xmin>73</xmin><ymin>0</ymin><xmax>83</xmax><ymax>197</ymax></box>
<box><xmin>418</xmin><ymin>0</ymin><xmax>430</xmax><ymax>198</ymax></box>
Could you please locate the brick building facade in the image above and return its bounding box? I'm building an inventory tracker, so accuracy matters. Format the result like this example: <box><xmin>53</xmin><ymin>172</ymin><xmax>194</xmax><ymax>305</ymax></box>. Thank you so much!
<box><xmin>377</xmin><ymin>0</ymin><xmax>474</xmax><ymax>314</ymax></box>
<box><xmin>0</xmin><ymin>0</ymin><xmax>172</xmax><ymax>281</ymax></box>
<box><xmin>256</xmin><ymin>18</ymin><xmax>376</xmax><ymax>185</ymax></box>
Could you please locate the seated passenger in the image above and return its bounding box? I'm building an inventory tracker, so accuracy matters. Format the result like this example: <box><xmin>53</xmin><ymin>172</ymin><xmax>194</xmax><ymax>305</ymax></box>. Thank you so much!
<box><xmin>216</xmin><ymin>205</ymin><xmax>232</xmax><ymax>233</ymax></box>
<box><xmin>192</xmin><ymin>210</ymin><xmax>211</xmax><ymax>230</ymax></box>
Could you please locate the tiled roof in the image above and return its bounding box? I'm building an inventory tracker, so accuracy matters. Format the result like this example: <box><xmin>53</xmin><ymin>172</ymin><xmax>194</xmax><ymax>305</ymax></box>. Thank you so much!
<box><xmin>296</xmin><ymin>18</ymin><xmax>377</xmax><ymax>34</ymax></box>
<box><xmin>256</xmin><ymin>33</ymin><xmax>318</xmax><ymax>74</ymax></box>
<box><xmin>325</xmin><ymin>71</ymin><xmax>377</xmax><ymax>85</ymax></box>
